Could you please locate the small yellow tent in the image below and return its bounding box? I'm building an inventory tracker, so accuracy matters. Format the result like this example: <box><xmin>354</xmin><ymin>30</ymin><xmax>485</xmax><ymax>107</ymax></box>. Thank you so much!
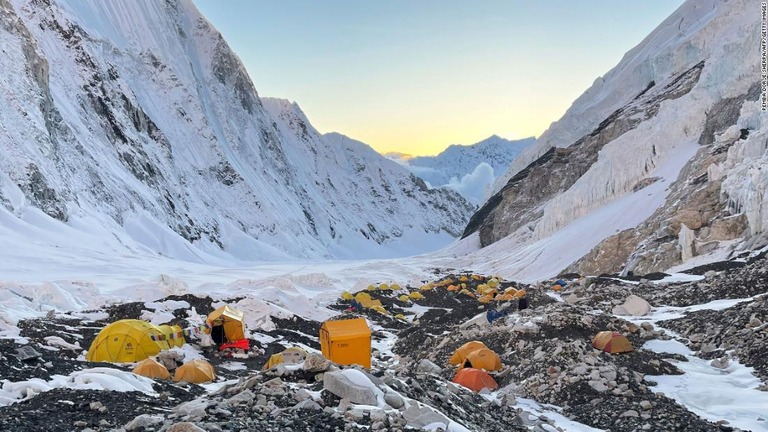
<box><xmin>461</xmin><ymin>347</ymin><xmax>503</xmax><ymax>371</ymax></box>
<box><xmin>262</xmin><ymin>347</ymin><xmax>308</xmax><ymax>370</ymax></box>
<box><xmin>158</xmin><ymin>324</ymin><xmax>185</xmax><ymax>348</ymax></box>
<box><xmin>207</xmin><ymin>305</ymin><xmax>245</xmax><ymax>344</ymax></box>
<box><xmin>592</xmin><ymin>331</ymin><xmax>634</xmax><ymax>354</ymax></box>
<box><xmin>132</xmin><ymin>357</ymin><xmax>170</xmax><ymax>380</ymax></box>
<box><xmin>174</xmin><ymin>359</ymin><xmax>216</xmax><ymax>383</ymax></box>
<box><xmin>320</xmin><ymin>317</ymin><xmax>371</xmax><ymax>368</ymax></box>
<box><xmin>449</xmin><ymin>341</ymin><xmax>488</xmax><ymax>366</ymax></box>
<box><xmin>86</xmin><ymin>319</ymin><xmax>168</xmax><ymax>363</ymax></box>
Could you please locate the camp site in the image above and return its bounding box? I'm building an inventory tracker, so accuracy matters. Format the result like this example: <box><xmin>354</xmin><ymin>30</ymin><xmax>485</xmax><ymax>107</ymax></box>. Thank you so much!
<box><xmin>6</xmin><ymin>266</ymin><xmax>765</xmax><ymax>432</ymax></box>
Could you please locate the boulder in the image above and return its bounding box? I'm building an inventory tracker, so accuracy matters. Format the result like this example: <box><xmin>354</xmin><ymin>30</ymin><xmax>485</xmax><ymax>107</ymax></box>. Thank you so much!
<box><xmin>124</xmin><ymin>414</ymin><xmax>164</xmax><ymax>431</ymax></box>
<box><xmin>402</xmin><ymin>403</ymin><xmax>450</xmax><ymax>429</ymax></box>
<box><xmin>323</xmin><ymin>370</ymin><xmax>379</xmax><ymax>405</ymax></box>
<box><xmin>613</xmin><ymin>295</ymin><xmax>651</xmax><ymax>316</ymax></box>
<box><xmin>303</xmin><ymin>353</ymin><xmax>331</xmax><ymax>372</ymax></box>
<box><xmin>166</xmin><ymin>423</ymin><xmax>208</xmax><ymax>432</ymax></box>
<box><xmin>417</xmin><ymin>359</ymin><xmax>442</xmax><ymax>375</ymax></box>
<box><xmin>384</xmin><ymin>391</ymin><xmax>405</xmax><ymax>409</ymax></box>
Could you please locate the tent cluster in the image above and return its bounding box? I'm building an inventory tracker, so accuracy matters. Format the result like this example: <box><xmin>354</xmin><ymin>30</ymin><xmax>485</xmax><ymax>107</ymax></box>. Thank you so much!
<box><xmin>133</xmin><ymin>357</ymin><xmax>216</xmax><ymax>383</ymax></box>
<box><xmin>550</xmin><ymin>278</ymin><xmax>568</xmax><ymax>292</ymax></box>
<box><xmin>87</xmin><ymin>304</ymin><xmax>247</xmax><ymax>365</ymax></box>
<box><xmin>340</xmin><ymin>288</ymin><xmax>417</xmax><ymax>319</ymax></box>
<box><xmin>448</xmin><ymin>341</ymin><xmax>502</xmax><ymax>392</ymax></box>
<box><xmin>421</xmin><ymin>274</ymin><xmax>527</xmax><ymax>305</ymax></box>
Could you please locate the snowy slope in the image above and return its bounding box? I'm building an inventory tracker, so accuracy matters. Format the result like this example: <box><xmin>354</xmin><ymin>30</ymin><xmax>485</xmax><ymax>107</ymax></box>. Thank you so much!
<box><xmin>386</xmin><ymin>135</ymin><xmax>535</xmax><ymax>205</ymax></box>
<box><xmin>462</xmin><ymin>0</ymin><xmax>765</xmax><ymax>279</ymax></box>
<box><xmin>0</xmin><ymin>0</ymin><xmax>472</xmax><ymax>263</ymax></box>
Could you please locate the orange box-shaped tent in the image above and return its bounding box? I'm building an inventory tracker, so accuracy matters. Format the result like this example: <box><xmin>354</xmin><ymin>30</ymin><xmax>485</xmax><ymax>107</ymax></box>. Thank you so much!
<box><xmin>320</xmin><ymin>317</ymin><xmax>371</xmax><ymax>368</ymax></box>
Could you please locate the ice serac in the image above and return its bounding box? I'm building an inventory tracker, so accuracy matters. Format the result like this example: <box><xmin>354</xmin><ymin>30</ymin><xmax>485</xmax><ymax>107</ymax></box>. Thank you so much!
<box><xmin>0</xmin><ymin>0</ymin><xmax>473</xmax><ymax>261</ymax></box>
<box><xmin>460</xmin><ymin>0</ymin><xmax>764</xmax><ymax>279</ymax></box>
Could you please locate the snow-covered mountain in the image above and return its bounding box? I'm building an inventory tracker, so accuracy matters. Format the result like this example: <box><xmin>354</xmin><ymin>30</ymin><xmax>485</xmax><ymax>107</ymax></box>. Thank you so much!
<box><xmin>0</xmin><ymin>0</ymin><xmax>473</xmax><ymax>263</ymax></box>
<box><xmin>384</xmin><ymin>135</ymin><xmax>535</xmax><ymax>205</ymax></box>
<box><xmin>459</xmin><ymin>0</ymin><xmax>765</xmax><ymax>280</ymax></box>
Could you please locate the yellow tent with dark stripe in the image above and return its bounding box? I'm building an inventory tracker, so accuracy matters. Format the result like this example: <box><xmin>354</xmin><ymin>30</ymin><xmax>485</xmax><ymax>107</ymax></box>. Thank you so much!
<box><xmin>449</xmin><ymin>341</ymin><xmax>487</xmax><ymax>366</ymax></box>
<box><xmin>461</xmin><ymin>347</ymin><xmax>502</xmax><ymax>371</ymax></box>
<box><xmin>132</xmin><ymin>357</ymin><xmax>170</xmax><ymax>380</ymax></box>
<box><xmin>207</xmin><ymin>305</ymin><xmax>246</xmax><ymax>343</ymax></box>
<box><xmin>174</xmin><ymin>359</ymin><xmax>216</xmax><ymax>383</ymax></box>
<box><xmin>592</xmin><ymin>331</ymin><xmax>634</xmax><ymax>354</ymax></box>
<box><xmin>86</xmin><ymin>319</ymin><xmax>168</xmax><ymax>363</ymax></box>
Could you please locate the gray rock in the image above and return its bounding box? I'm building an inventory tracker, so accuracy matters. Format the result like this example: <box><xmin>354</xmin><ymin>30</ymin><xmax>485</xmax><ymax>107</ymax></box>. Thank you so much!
<box><xmin>620</xmin><ymin>410</ymin><xmax>639</xmax><ymax>418</ymax></box>
<box><xmin>613</xmin><ymin>295</ymin><xmax>651</xmax><ymax>316</ymax></box>
<box><xmin>174</xmin><ymin>399</ymin><xmax>210</xmax><ymax>420</ymax></box>
<box><xmin>384</xmin><ymin>391</ymin><xmax>405</xmax><ymax>409</ymax></box>
<box><xmin>294</xmin><ymin>388</ymin><xmax>312</xmax><ymax>402</ymax></box>
<box><xmin>639</xmin><ymin>400</ymin><xmax>653</xmax><ymax>410</ymax></box>
<box><xmin>293</xmin><ymin>399</ymin><xmax>322</xmax><ymax>411</ymax></box>
<box><xmin>226</xmin><ymin>389</ymin><xmax>255</xmax><ymax>405</ymax></box>
<box><xmin>417</xmin><ymin>359</ymin><xmax>442</xmax><ymax>375</ymax></box>
<box><xmin>711</xmin><ymin>357</ymin><xmax>729</xmax><ymax>369</ymax></box>
<box><xmin>588</xmin><ymin>380</ymin><xmax>609</xmax><ymax>392</ymax></box>
<box><xmin>124</xmin><ymin>414</ymin><xmax>164</xmax><ymax>431</ymax></box>
<box><xmin>402</xmin><ymin>403</ymin><xmax>450</xmax><ymax>429</ymax></box>
<box><xmin>323</xmin><ymin>370</ymin><xmax>378</xmax><ymax>405</ymax></box>
<box><xmin>165</xmin><ymin>423</ymin><xmax>208</xmax><ymax>432</ymax></box>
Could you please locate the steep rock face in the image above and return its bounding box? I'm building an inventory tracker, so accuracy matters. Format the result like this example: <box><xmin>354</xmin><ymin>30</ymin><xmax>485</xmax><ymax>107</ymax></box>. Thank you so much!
<box><xmin>459</xmin><ymin>0</ymin><xmax>764</xmax><ymax>278</ymax></box>
<box><xmin>0</xmin><ymin>0</ymin><xmax>472</xmax><ymax>260</ymax></box>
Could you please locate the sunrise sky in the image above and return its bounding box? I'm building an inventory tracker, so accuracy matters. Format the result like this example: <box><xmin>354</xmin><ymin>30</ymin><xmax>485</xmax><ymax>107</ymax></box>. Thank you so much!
<box><xmin>193</xmin><ymin>0</ymin><xmax>684</xmax><ymax>156</ymax></box>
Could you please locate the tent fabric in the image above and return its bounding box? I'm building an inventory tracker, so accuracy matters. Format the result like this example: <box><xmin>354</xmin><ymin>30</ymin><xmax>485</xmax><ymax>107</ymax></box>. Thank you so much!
<box><xmin>132</xmin><ymin>357</ymin><xmax>170</xmax><ymax>380</ymax></box>
<box><xmin>86</xmin><ymin>319</ymin><xmax>169</xmax><ymax>363</ymax></box>
<box><xmin>207</xmin><ymin>305</ymin><xmax>246</xmax><ymax>343</ymax></box>
<box><xmin>449</xmin><ymin>341</ymin><xmax>488</xmax><ymax>366</ymax></box>
<box><xmin>320</xmin><ymin>318</ymin><xmax>371</xmax><ymax>368</ymax></box>
<box><xmin>461</xmin><ymin>347</ymin><xmax>503</xmax><ymax>371</ymax></box>
<box><xmin>592</xmin><ymin>331</ymin><xmax>634</xmax><ymax>354</ymax></box>
<box><xmin>174</xmin><ymin>359</ymin><xmax>216</xmax><ymax>383</ymax></box>
<box><xmin>263</xmin><ymin>347</ymin><xmax>308</xmax><ymax>370</ymax></box>
<box><xmin>452</xmin><ymin>368</ymin><xmax>499</xmax><ymax>392</ymax></box>
<box><xmin>158</xmin><ymin>324</ymin><xmax>185</xmax><ymax>348</ymax></box>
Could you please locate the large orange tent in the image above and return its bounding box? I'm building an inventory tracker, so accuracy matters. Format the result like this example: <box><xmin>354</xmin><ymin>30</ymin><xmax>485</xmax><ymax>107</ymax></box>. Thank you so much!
<box><xmin>452</xmin><ymin>368</ymin><xmax>499</xmax><ymax>392</ymax></box>
<box><xmin>592</xmin><ymin>331</ymin><xmax>634</xmax><ymax>354</ymax></box>
<box><xmin>448</xmin><ymin>341</ymin><xmax>487</xmax><ymax>366</ymax></box>
<box><xmin>320</xmin><ymin>317</ymin><xmax>371</xmax><ymax>368</ymax></box>
<box><xmin>461</xmin><ymin>347</ymin><xmax>502</xmax><ymax>371</ymax></box>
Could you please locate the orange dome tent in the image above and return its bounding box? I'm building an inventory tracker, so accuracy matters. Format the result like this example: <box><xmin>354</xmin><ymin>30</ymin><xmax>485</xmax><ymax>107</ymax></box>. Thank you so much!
<box><xmin>174</xmin><ymin>359</ymin><xmax>216</xmax><ymax>383</ymax></box>
<box><xmin>461</xmin><ymin>347</ymin><xmax>502</xmax><ymax>371</ymax></box>
<box><xmin>452</xmin><ymin>368</ymin><xmax>498</xmax><ymax>392</ymax></box>
<box><xmin>592</xmin><ymin>331</ymin><xmax>634</xmax><ymax>354</ymax></box>
<box><xmin>449</xmin><ymin>341</ymin><xmax>487</xmax><ymax>366</ymax></box>
<box><xmin>132</xmin><ymin>357</ymin><xmax>170</xmax><ymax>380</ymax></box>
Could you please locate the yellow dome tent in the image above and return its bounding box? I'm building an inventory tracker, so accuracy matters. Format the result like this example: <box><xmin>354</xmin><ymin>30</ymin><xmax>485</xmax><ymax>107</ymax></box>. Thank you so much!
<box><xmin>461</xmin><ymin>347</ymin><xmax>503</xmax><ymax>371</ymax></box>
<box><xmin>174</xmin><ymin>359</ymin><xmax>216</xmax><ymax>383</ymax></box>
<box><xmin>158</xmin><ymin>324</ymin><xmax>185</xmax><ymax>348</ymax></box>
<box><xmin>207</xmin><ymin>305</ymin><xmax>246</xmax><ymax>344</ymax></box>
<box><xmin>262</xmin><ymin>347</ymin><xmax>308</xmax><ymax>370</ymax></box>
<box><xmin>320</xmin><ymin>317</ymin><xmax>371</xmax><ymax>368</ymax></box>
<box><xmin>132</xmin><ymin>357</ymin><xmax>170</xmax><ymax>380</ymax></box>
<box><xmin>86</xmin><ymin>319</ymin><xmax>168</xmax><ymax>363</ymax></box>
<box><xmin>592</xmin><ymin>331</ymin><xmax>634</xmax><ymax>354</ymax></box>
<box><xmin>449</xmin><ymin>341</ymin><xmax>488</xmax><ymax>366</ymax></box>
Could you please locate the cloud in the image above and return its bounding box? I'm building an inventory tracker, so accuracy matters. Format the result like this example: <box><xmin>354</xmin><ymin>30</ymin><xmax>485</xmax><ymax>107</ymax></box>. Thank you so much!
<box><xmin>445</xmin><ymin>163</ymin><xmax>495</xmax><ymax>205</ymax></box>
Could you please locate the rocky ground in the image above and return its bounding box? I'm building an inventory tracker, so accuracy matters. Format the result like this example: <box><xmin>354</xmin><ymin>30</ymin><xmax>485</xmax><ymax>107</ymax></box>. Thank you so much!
<box><xmin>1</xmin><ymin>260</ymin><xmax>767</xmax><ymax>431</ymax></box>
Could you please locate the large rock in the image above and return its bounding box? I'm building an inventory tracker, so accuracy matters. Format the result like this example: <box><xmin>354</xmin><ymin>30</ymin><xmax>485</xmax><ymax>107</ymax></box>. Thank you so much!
<box><xmin>124</xmin><ymin>414</ymin><xmax>164</xmax><ymax>431</ymax></box>
<box><xmin>402</xmin><ymin>403</ymin><xmax>450</xmax><ymax>429</ymax></box>
<box><xmin>416</xmin><ymin>359</ymin><xmax>442</xmax><ymax>375</ymax></box>
<box><xmin>323</xmin><ymin>370</ymin><xmax>379</xmax><ymax>406</ymax></box>
<box><xmin>613</xmin><ymin>295</ymin><xmax>651</xmax><ymax>316</ymax></box>
<box><xmin>165</xmin><ymin>423</ymin><xmax>207</xmax><ymax>432</ymax></box>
